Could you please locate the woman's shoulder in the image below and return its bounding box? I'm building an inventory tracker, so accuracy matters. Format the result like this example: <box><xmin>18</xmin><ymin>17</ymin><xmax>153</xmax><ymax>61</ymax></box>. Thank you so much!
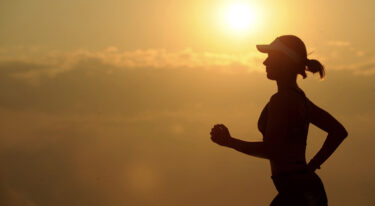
<box><xmin>269</xmin><ymin>90</ymin><xmax>293</xmax><ymax>103</ymax></box>
<box><xmin>267</xmin><ymin>92</ymin><xmax>291</xmax><ymax>113</ymax></box>
<box><xmin>272</xmin><ymin>88</ymin><xmax>306</xmax><ymax>98</ymax></box>
<box><xmin>269</xmin><ymin>89</ymin><xmax>306</xmax><ymax>107</ymax></box>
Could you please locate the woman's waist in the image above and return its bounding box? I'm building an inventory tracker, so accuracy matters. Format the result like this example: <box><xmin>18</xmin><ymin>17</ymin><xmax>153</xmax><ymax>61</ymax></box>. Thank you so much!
<box><xmin>270</xmin><ymin>159</ymin><xmax>308</xmax><ymax>176</ymax></box>
<box><xmin>264</xmin><ymin>142</ymin><xmax>306</xmax><ymax>159</ymax></box>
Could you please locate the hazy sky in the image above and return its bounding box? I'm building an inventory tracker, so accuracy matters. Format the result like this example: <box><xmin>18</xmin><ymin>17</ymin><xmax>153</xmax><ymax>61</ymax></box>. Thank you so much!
<box><xmin>1</xmin><ymin>0</ymin><xmax>375</xmax><ymax>205</ymax></box>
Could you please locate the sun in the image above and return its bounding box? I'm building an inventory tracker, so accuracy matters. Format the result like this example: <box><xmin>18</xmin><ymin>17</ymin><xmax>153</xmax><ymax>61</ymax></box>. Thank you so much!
<box><xmin>221</xmin><ymin>2</ymin><xmax>259</xmax><ymax>33</ymax></box>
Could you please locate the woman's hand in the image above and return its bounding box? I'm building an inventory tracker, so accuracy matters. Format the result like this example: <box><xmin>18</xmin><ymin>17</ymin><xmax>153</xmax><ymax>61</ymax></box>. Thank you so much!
<box><xmin>210</xmin><ymin>124</ymin><xmax>232</xmax><ymax>146</ymax></box>
<box><xmin>307</xmin><ymin>159</ymin><xmax>321</xmax><ymax>172</ymax></box>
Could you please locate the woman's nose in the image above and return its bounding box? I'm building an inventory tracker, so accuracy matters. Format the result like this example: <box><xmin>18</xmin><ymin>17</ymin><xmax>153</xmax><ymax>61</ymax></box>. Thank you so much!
<box><xmin>263</xmin><ymin>58</ymin><xmax>268</xmax><ymax>66</ymax></box>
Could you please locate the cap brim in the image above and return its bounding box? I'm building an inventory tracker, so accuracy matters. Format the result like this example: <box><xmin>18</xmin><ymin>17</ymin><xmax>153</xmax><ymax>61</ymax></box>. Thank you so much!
<box><xmin>256</xmin><ymin>44</ymin><xmax>271</xmax><ymax>53</ymax></box>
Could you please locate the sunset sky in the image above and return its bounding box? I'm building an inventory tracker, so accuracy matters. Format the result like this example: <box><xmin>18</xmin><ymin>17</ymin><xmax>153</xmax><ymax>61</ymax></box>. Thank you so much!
<box><xmin>1</xmin><ymin>0</ymin><xmax>375</xmax><ymax>205</ymax></box>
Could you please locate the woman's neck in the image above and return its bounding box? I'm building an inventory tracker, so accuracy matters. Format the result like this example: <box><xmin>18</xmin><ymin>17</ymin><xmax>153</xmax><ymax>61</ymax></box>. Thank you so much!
<box><xmin>276</xmin><ymin>77</ymin><xmax>299</xmax><ymax>92</ymax></box>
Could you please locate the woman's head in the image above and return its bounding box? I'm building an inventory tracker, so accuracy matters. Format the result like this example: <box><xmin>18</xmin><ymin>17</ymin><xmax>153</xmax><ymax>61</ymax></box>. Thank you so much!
<box><xmin>257</xmin><ymin>35</ymin><xmax>325</xmax><ymax>80</ymax></box>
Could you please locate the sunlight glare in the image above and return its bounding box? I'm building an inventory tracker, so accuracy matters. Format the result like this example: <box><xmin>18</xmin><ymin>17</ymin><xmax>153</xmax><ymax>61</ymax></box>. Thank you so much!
<box><xmin>222</xmin><ymin>2</ymin><xmax>260</xmax><ymax>34</ymax></box>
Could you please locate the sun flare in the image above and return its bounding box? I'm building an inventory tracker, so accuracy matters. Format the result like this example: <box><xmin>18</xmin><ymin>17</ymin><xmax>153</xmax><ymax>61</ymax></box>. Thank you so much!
<box><xmin>220</xmin><ymin>2</ymin><xmax>260</xmax><ymax>34</ymax></box>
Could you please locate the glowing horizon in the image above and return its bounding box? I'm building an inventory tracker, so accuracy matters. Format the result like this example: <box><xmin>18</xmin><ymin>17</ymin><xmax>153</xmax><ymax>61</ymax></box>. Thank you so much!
<box><xmin>1</xmin><ymin>0</ymin><xmax>374</xmax><ymax>205</ymax></box>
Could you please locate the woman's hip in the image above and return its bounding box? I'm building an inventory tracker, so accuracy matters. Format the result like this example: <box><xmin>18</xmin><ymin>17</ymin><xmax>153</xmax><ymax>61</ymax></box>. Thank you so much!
<box><xmin>270</xmin><ymin>170</ymin><xmax>328</xmax><ymax>205</ymax></box>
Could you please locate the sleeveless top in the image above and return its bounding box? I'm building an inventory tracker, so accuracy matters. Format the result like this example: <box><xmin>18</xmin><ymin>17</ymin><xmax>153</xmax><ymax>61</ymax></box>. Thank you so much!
<box><xmin>257</xmin><ymin>88</ymin><xmax>310</xmax><ymax>165</ymax></box>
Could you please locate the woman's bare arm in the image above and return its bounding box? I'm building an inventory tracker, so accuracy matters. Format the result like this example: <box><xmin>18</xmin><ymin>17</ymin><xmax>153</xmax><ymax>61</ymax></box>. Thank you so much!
<box><xmin>307</xmin><ymin>99</ymin><xmax>348</xmax><ymax>170</ymax></box>
<box><xmin>210</xmin><ymin>124</ymin><xmax>270</xmax><ymax>159</ymax></box>
<box><xmin>225</xmin><ymin>137</ymin><xmax>269</xmax><ymax>159</ymax></box>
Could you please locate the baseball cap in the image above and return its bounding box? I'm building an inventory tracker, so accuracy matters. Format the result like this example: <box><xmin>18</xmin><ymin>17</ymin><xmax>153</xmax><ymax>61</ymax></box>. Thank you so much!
<box><xmin>256</xmin><ymin>35</ymin><xmax>308</xmax><ymax>64</ymax></box>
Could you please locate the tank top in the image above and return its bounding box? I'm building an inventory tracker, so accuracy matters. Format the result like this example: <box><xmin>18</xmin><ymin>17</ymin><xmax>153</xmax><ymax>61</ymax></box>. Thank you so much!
<box><xmin>258</xmin><ymin>88</ymin><xmax>309</xmax><ymax>143</ymax></box>
<box><xmin>257</xmin><ymin>88</ymin><xmax>310</xmax><ymax>168</ymax></box>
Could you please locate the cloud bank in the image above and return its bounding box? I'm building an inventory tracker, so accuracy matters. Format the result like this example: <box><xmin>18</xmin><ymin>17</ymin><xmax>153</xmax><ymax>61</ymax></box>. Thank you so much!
<box><xmin>1</xmin><ymin>47</ymin><xmax>375</xmax><ymax>206</ymax></box>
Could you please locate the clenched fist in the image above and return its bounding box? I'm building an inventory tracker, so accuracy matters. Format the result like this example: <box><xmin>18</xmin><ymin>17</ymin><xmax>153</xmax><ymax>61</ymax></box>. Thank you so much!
<box><xmin>210</xmin><ymin>124</ymin><xmax>232</xmax><ymax>146</ymax></box>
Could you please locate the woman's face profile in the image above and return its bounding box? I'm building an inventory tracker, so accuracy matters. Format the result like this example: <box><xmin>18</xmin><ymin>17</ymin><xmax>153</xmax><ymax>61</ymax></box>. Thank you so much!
<box><xmin>263</xmin><ymin>51</ymin><xmax>293</xmax><ymax>80</ymax></box>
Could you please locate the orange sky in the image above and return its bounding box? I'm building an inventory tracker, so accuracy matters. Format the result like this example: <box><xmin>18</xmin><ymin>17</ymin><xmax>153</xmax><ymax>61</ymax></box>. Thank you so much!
<box><xmin>1</xmin><ymin>0</ymin><xmax>375</xmax><ymax>205</ymax></box>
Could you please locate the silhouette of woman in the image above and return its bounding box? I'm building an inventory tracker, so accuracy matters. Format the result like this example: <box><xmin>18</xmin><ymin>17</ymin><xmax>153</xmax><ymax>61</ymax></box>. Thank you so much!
<box><xmin>210</xmin><ymin>35</ymin><xmax>348</xmax><ymax>206</ymax></box>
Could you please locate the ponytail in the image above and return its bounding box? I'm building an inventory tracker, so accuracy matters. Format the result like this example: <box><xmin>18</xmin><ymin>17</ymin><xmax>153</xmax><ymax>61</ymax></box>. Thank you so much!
<box><xmin>306</xmin><ymin>59</ymin><xmax>325</xmax><ymax>79</ymax></box>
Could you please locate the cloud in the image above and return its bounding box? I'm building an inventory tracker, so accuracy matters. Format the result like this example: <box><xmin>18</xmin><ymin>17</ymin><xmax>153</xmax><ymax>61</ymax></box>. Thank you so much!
<box><xmin>323</xmin><ymin>41</ymin><xmax>375</xmax><ymax>75</ymax></box>
<box><xmin>0</xmin><ymin>47</ymin><xmax>264</xmax><ymax>85</ymax></box>
<box><xmin>0</xmin><ymin>48</ymin><xmax>271</xmax><ymax>117</ymax></box>
<box><xmin>331</xmin><ymin>57</ymin><xmax>375</xmax><ymax>75</ymax></box>
<box><xmin>328</xmin><ymin>41</ymin><xmax>351</xmax><ymax>47</ymax></box>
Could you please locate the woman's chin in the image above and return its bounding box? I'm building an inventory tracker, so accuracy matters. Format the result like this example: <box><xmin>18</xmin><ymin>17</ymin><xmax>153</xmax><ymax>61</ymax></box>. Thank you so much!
<box><xmin>267</xmin><ymin>73</ymin><xmax>276</xmax><ymax>80</ymax></box>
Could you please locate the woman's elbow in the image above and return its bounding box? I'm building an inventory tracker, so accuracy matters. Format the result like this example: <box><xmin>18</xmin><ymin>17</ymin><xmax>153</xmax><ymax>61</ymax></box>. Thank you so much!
<box><xmin>331</xmin><ymin>127</ymin><xmax>348</xmax><ymax>140</ymax></box>
<box><xmin>342</xmin><ymin>128</ymin><xmax>348</xmax><ymax>138</ymax></box>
